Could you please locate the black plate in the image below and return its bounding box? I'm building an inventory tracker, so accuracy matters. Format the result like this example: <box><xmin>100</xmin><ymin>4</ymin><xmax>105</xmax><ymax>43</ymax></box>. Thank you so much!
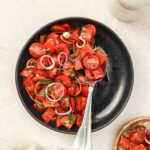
<box><xmin>15</xmin><ymin>17</ymin><xmax>134</xmax><ymax>134</ymax></box>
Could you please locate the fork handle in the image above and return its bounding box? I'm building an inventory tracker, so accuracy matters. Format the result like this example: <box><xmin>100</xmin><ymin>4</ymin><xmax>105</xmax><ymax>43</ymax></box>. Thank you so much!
<box><xmin>73</xmin><ymin>86</ymin><xmax>94</xmax><ymax>150</ymax></box>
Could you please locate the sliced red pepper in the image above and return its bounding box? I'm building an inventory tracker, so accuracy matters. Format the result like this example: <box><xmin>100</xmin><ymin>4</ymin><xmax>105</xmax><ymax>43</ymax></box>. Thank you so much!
<box><xmin>42</xmin><ymin>108</ymin><xmax>55</xmax><ymax>123</ymax></box>
<box><xmin>81</xmin><ymin>85</ymin><xmax>89</xmax><ymax>97</ymax></box>
<box><xmin>75</xmin><ymin>57</ymin><xmax>83</xmax><ymax>70</ymax></box>
<box><xmin>29</xmin><ymin>42</ymin><xmax>46</xmax><ymax>59</ymax></box>
<box><xmin>55</xmin><ymin>42</ymin><xmax>70</xmax><ymax>55</ymax></box>
<box><xmin>55</xmin><ymin>75</ymin><xmax>72</xmax><ymax>88</ymax></box>
<box><xmin>92</xmin><ymin>66</ymin><xmax>105</xmax><ymax>80</ymax></box>
<box><xmin>23</xmin><ymin>78</ymin><xmax>35</xmax><ymax>92</ymax></box>
<box><xmin>50</xmin><ymin>24</ymin><xmax>66</xmax><ymax>32</ymax></box>
<box><xmin>21</xmin><ymin>69</ymin><xmax>35</xmax><ymax>78</ymax></box>
<box><xmin>43</xmin><ymin>100</ymin><xmax>59</xmax><ymax>108</ymax></box>
<box><xmin>118</xmin><ymin>135</ymin><xmax>130</xmax><ymax>150</ymax></box>
<box><xmin>134</xmin><ymin>144</ymin><xmax>146</xmax><ymax>150</ymax></box>
<box><xmin>81</xmin><ymin>44</ymin><xmax>94</xmax><ymax>58</ymax></box>
<box><xmin>39</xmin><ymin>34</ymin><xmax>47</xmax><ymax>44</ymax></box>
<box><xmin>70</xmin><ymin>97</ymin><xmax>75</xmax><ymax>113</ymax></box>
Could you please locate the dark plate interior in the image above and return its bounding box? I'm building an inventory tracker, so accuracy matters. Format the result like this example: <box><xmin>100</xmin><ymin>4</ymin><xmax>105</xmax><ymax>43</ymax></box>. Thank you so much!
<box><xmin>15</xmin><ymin>17</ymin><xmax>134</xmax><ymax>134</ymax></box>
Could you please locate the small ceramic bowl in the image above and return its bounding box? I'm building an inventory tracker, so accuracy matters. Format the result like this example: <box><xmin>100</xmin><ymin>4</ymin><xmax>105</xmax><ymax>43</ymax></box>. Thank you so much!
<box><xmin>113</xmin><ymin>116</ymin><xmax>150</xmax><ymax>150</ymax></box>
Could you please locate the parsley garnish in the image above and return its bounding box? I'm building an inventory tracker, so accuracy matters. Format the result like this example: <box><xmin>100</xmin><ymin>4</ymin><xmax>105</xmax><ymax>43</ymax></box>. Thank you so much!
<box><xmin>64</xmin><ymin>121</ymin><xmax>69</xmax><ymax>126</ymax></box>
<box><xmin>29</xmin><ymin>70</ymin><xmax>32</xmax><ymax>73</ymax></box>
<box><xmin>37</xmin><ymin>103</ymin><xmax>42</xmax><ymax>108</ymax></box>
<box><xmin>81</xmin><ymin>28</ymin><xmax>86</xmax><ymax>32</ymax></box>
<box><xmin>36</xmin><ymin>74</ymin><xmax>40</xmax><ymax>77</ymax></box>
<box><xmin>70</xmin><ymin>59</ymin><xmax>75</xmax><ymax>63</ymax></box>
<box><xmin>39</xmin><ymin>93</ymin><xmax>46</xmax><ymax>97</ymax></box>
<box><xmin>49</xmin><ymin>38</ymin><xmax>53</xmax><ymax>40</ymax></box>
<box><xmin>23</xmin><ymin>77</ymin><xmax>26</xmax><ymax>80</ymax></box>
<box><xmin>120</xmin><ymin>144</ymin><xmax>123</xmax><ymax>148</ymax></box>
<box><xmin>43</xmin><ymin>48</ymin><xmax>50</xmax><ymax>52</ymax></box>
<box><xmin>68</xmin><ymin>113</ymin><xmax>73</xmax><ymax>122</ymax></box>
<box><xmin>58</xmin><ymin>49</ymin><xmax>61</xmax><ymax>52</ymax></box>
<box><xmin>70</xmin><ymin>71</ymin><xmax>75</xmax><ymax>77</ymax></box>
<box><xmin>75</xmin><ymin>97</ymin><xmax>78</xmax><ymax>100</ymax></box>
<box><xmin>69</xmin><ymin>46</ymin><xmax>73</xmax><ymax>51</ymax></box>
<box><xmin>99</xmin><ymin>53</ymin><xmax>102</xmax><ymax>56</ymax></box>
<box><xmin>32</xmin><ymin>92</ymin><xmax>35</xmax><ymax>95</ymax></box>
<box><xmin>53</xmin><ymin>28</ymin><xmax>59</xmax><ymax>31</ymax></box>
<box><xmin>39</xmin><ymin>79</ymin><xmax>45</xmax><ymax>82</ymax></box>
<box><xmin>71</xmin><ymin>65</ymin><xmax>75</xmax><ymax>69</ymax></box>
<box><xmin>48</xmin><ymin>87</ymin><xmax>51</xmax><ymax>92</ymax></box>
<box><xmin>130</xmin><ymin>125</ymin><xmax>141</xmax><ymax>130</ymax></box>
<box><xmin>64</xmin><ymin>98</ymin><xmax>69</xmax><ymax>101</ymax></box>
<box><xmin>51</xmin><ymin>103</ymin><xmax>54</xmax><ymax>107</ymax></box>
<box><xmin>73</xmin><ymin>48</ymin><xmax>76</xmax><ymax>53</ymax></box>
<box><xmin>59</xmin><ymin>79</ymin><xmax>63</xmax><ymax>83</ymax></box>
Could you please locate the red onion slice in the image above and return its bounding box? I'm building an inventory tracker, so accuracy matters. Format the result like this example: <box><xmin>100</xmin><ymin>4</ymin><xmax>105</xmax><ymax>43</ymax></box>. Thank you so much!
<box><xmin>55</xmin><ymin>106</ymin><xmax>72</xmax><ymax>116</ymax></box>
<box><xmin>73</xmin><ymin>77</ymin><xmax>81</xmax><ymax>96</ymax></box>
<box><xmin>58</xmin><ymin>52</ymin><xmax>68</xmax><ymax>66</ymax></box>
<box><xmin>145</xmin><ymin>137</ymin><xmax>150</xmax><ymax>145</ymax></box>
<box><xmin>26</xmin><ymin>58</ymin><xmax>35</xmax><ymax>69</ymax></box>
<box><xmin>60</xmin><ymin>34</ymin><xmax>74</xmax><ymax>44</ymax></box>
<box><xmin>45</xmin><ymin>82</ymin><xmax>64</xmax><ymax>102</ymax></box>
<box><xmin>40</xmin><ymin>55</ymin><xmax>55</xmax><ymax>70</ymax></box>
<box><xmin>76</xmin><ymin>36</ymin><xmax>86</xmax><ymax>48</ymax></box>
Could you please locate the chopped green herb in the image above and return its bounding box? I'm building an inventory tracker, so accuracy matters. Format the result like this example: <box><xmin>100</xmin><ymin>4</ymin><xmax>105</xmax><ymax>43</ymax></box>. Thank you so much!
<box><xmin>39</xmin><ymin>79</ymin><xmax>45</xmax><ymax>82</ymax></box>
<box><xmin>43</xmin><ymin>48</ymin><xmax>50</xmax><ymax>51</ymax></box>
<box><xmin>48</xmin><ymin>87</ymin><xmax>51</xmax><ymax>92</ymax></box>
<box><xmin>32</xmin><ymin>92</ymin><xmax>35</xmax><ymax>95</ymax></box>
<box><xmin>59</xmin><ymin>98</ymin><xmax>63</xmax><ymax>101</ymax></box>
<box><xmin>64</xmin><ymin>98</ymin><xmax>69</xmax><ymax>101</ymax></box>
<box><xmin>86</xmin><ymin>78</ymin><xmax>90</xmax><ymax>82</ymax></box>
<box><xmin>59</xmin><ymin>79</ymin><xmax>63</xmax><ymax>83</ymax></box>
<box><xmin>64</xmin><ymin>121</ymin><xmax>69</xmax><ymax>126</ymax></box>
<box><xmin>81</xmin><ymin>28</ymin><xmax>86</xmax><ymax>32</ymax></box>
<box><xmin>37</xmin><ymin>103</ymin><xmax>42</xmax><ymax>108</ymax></box>
<box><xmin>69</xmin><ymin>46</ymin><xmax>73</xmax><ymax>51</ymax></box>
<box><xmin>49</xmin><ymin>38</ymin><xmax>53</xmax><ymax>40</ymax></box>
<box><xmin>120</xmin><ymin>144</ymin><xmax>123</xmax><ymax>148</ymax></box>
<box><xmin>63</xmin><ymin>32</ymin><xmax>71</xmax><ymax>38</ymax></box>
<box><xmin>70</xmin><ymin>58</ymin><xmax>75</xmax><ymax>63</ymax></box>
<box><xmin>68</xmin><ymin>113</ymin><xmax>73</xmax><ymax>122</ymax></box>
<box><xmin>29</xmin><ymin>70</ymin><xmax>32</xmax><ymax>73</ymax></box>
<box><xmin>70</xmin><ymin>71</ymin><xmax>75</xmax><ymax>77</ymax></box>
<box><xmin>46</xmin><ymin>80</ymin><xmax>52</xmax><ymax>83</ymax></box>
<box><xmin>66</xmin><ymin>70</ymin><xmax>69</xmax><ymax>73</ymax></box>
<box><xmin>58</xmin><ymin>49</ymin><xmax>61</xmax><ymax>52</ymax></box>
<box><xmin>99</xmin><ymin>53</ymin><xmax>102</xmax><ymax>56</ymax></box>
<box><xmin>130</xmin><ymin>125</ymin><xmax>141</xmax><ymax>130</ymax></box>
<box><xmin>27</xmin><ymin>83</ymin><xmax>30</xmax><ymax>86</ymax></box>
<box><xmin>36</xmin><ymin>74</ymin><xmax>40</xmax><ymax>77</ymax></box>
<box><xmin>51</xmin><ymin>103</ymin><xmax>54</xmax><ymax>107</ymax></box>
<box><xmin>56</xmin><ymin>85</ymin><xmax>59</xmax><ymax>88</ymax></box>
<box><xmin>39</xmin><ymin>93</ymin><xmax>46</xmax><ymax>97</ymax></box>
<box><xmin>73</xmin><ymin>48</ymin><xmax>76</xmax><ymax>53</ymax></box>
<box><xmin>75</xmin><ymin>97</ymin><xmax>78</xmax><ymax>100</ymax></box>
<box><xmin>71</xmin><ymin>65</ymin><xmax>75</xmax><ymax>69</ymax></box>
<box><xmin>53</xmin><ymin>28</ymin><xmax>59</xmax><ymax>31</ymax></box>
<box><xmin>23</xmin><ymin>77</ymin><xmax>26</xmax><ymax>80</ymax></box>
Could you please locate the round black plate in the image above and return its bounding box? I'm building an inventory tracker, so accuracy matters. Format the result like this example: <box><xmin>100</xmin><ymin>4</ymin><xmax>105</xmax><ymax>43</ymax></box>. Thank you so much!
<box><xmin>15</xmin><ymin>17</ymin><xmax>134</xmax><ymax>134</ymax></box>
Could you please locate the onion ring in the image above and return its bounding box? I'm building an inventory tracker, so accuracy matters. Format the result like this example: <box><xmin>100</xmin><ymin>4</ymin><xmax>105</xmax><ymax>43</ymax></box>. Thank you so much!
<box><xmin>45</xmin><ymin>82</ymin><xmax>64</xmax><ymax>102</ymax></box>
<box><xmin>55</xmin><ymin>106</ymin><xmax>72</xmax><ymax>116</ymax></box>
<box><xmin>145</xmin><ymin>137</ymin><xmax>150</xmax><ymax>145</ymax></box>
<box><xmin>26</xmin><ymin>89</ymin><xmax>43</xmax><ymax>105</ymax></box>
<box><xmin>58</xmin><ymin>52</ymin><xmax>68</xmax><ymax>66</ymax></box>
<box><xmin>26</xmin><ymin>58</ymin><xmax>35</xmax><ymax>69</ymax></box>
<box><xmin>73</xmin><ymin>77</ymin><xmax>81</xmax><ymax>96</ymax></box>
<box><xmin>60</xmin><ymin>34</ymin><xmax>74</xmax><ymax>44</ymax></box>
<box><xmin>76</xmin><ymin>36</ymin><xmax>86</xmax><ymax>48</ymax></box>
<box><xmin>40</xmin><ymin>55</ymin><xmax>55</xmax><ymax>70</ymax></box>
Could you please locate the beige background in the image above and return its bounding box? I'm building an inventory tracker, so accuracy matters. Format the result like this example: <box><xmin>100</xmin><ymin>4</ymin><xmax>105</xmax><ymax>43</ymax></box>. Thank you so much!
<box><xmin>0</xmin><ymin>0</ymin><xmax>150</xmax><ymax>149</ymax></box>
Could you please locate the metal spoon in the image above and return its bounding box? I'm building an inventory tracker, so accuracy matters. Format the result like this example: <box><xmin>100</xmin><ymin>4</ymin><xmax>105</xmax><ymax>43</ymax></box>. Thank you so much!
<box><xmin>73</xmin><ymin>48</ymin><xmax>109</xmax><ymax>150</ymax></box>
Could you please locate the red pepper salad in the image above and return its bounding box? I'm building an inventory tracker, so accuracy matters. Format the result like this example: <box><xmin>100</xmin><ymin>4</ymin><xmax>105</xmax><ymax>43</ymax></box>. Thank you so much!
<box><xmin>118</xmin><ymin>125</ymin><xmax>150</xmax><ymax>150</ymax></box>
<box><xmin>20</xmin><ymin>23</ymin><xmax>107</xmax><ymax>129</ymax></box>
